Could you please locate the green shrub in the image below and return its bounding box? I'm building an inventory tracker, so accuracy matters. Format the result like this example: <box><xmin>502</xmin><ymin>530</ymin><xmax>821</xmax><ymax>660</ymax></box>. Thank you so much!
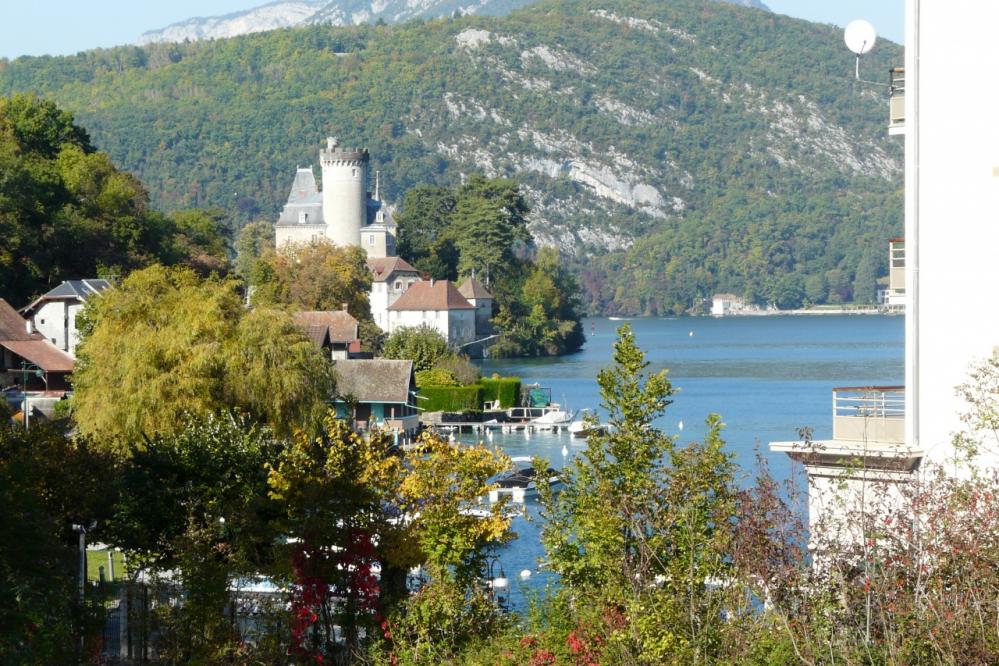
<box><xmin>435</xmin><ymin>354</ymin><xmax>481</xmax><ymax>385</ymax></box>
<box><xmin>416</xmin><ymin>367</ymin><xmax>459</xmax><ymax>388</ymax></box>
<box><xmin>480</xmin><ymin>377</ymin><xmax>521</xmax><ymax>408</ymax></box>
<box><xmin>417</xmin><ymin>385</ymin><xmax>484</xmax><ymax>412</ymax></box>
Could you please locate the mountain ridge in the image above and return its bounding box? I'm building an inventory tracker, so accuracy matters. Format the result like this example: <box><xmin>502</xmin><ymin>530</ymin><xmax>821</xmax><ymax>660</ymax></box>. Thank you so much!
<box><xmin>0</xmin><ymin>0</ymin><xmax>898</xmax><ymax>315</ymax></box>
<box><xmin>136</xmin><ymin>0</ymin><xmax>770</xmax><ymax>44</ymax></box>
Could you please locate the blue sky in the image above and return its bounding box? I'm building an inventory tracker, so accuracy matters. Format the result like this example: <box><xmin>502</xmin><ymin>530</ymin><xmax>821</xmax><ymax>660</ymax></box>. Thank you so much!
<box><xmin>0</xmin><ymin>0</ymin><xmax>903</xmax><ymax>60</ymax></box>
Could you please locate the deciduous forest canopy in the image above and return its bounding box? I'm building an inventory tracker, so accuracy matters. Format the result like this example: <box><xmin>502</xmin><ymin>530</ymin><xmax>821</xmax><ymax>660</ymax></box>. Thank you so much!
<box><xmin>0</xmin><ymin>0</ymin><xmax>903</xmax><ymax>314</ymax></box>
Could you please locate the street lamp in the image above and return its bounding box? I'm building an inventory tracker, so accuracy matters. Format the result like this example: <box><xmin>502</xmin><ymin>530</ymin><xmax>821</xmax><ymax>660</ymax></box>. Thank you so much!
<box><xmin>20</xmin><ymin>361</ymin><xmax>44</xmax><ymax>430</ymax></box>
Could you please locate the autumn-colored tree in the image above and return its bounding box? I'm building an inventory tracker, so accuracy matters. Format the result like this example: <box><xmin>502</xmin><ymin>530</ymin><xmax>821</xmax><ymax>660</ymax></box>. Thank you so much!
<box><xmin>251</xmin><ymin>239</ymin><xmax>372</xmax><ymax>318</ymax></box>
<box><xmin>72</xmin><ymin>264</ymin><xmax>332</xmax><ymax>452</ymax></box>
<box><xmin>267</xmin><ymin>416</ymin><xmax>511</xmax><ymax>662</ymax></box>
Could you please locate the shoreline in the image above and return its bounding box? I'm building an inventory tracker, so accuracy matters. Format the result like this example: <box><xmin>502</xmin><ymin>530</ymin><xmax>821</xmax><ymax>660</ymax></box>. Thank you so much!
<box><xmin>602</xmin><ymin>308</ymin><xmax>903</xmax><ymax>320</ymax></box>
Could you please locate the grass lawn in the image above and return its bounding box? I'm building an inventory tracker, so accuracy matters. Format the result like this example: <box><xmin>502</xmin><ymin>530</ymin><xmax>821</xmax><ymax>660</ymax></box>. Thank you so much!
<box><xmin>86</xmin><ymin>549</ymin><xmax>127</xmax><ymax>582</ymax></box>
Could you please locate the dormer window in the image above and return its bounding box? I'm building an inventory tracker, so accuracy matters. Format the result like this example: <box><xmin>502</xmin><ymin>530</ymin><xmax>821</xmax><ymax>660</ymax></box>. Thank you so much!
<box><xmin>298</xmin><ymin>211</ymin><xmax>309</xmax><ymax>224</ymax></box>
<box><xmin>368</xmin><ymin>235</ymin><xmax>375</xmax><ymax>246</ymax></box>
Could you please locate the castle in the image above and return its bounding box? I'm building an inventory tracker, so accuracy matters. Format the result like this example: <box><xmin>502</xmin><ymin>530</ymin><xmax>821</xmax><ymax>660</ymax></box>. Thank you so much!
<box><xmin>273</xmin><ymin>138</ymin><xmax>492</xmax><ymax>346</ymax></box>
<box><xmin>274</xmin><ymin>137</ymin><xmax>396</xmax><ymax>258</ymax></box>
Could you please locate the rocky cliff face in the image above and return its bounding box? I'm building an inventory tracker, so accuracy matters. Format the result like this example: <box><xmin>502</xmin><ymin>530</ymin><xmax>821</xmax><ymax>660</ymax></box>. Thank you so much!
<box><xmin>137</xmin><ymin>0</ymin><xmax>769</xmax><ymax>44</ymax></box>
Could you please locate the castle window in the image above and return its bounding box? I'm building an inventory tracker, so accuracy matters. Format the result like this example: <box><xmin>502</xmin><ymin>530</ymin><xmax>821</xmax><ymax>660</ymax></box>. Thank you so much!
<box><xmin>352</xmin><ymin>168</ymin><xmax>357</xmax><ymax>177</ymax></box>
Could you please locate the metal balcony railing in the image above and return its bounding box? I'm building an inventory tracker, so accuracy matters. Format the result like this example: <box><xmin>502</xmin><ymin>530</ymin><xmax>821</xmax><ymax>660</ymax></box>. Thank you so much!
<box><xmin>889</xmin><ymin>67</ymin><xmax>905</xmax><ymax>133</ymax></box>
<box><xmin>832</xmin><ymin>386</ymin><xmax>905</xmax><ymax>444</ymax></box>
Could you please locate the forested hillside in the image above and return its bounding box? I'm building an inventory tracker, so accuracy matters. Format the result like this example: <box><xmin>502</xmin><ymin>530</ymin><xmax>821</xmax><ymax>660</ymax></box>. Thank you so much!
<box><xmin>0</xmin><ymin>0</ymin><xmax>902</xmax><ymax>314</ymax></box>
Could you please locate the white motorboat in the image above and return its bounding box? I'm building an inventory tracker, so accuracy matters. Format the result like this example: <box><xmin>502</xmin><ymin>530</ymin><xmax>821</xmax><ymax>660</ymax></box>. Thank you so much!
<box><xmin>530</xmin><ymin>408</ymin><xmax>576</xmax><ymax>430</ymax></box>
<box><xmin>488</xmin><ymin>457</ymin><xmax>563</xmax><ymax>503</ymax></box>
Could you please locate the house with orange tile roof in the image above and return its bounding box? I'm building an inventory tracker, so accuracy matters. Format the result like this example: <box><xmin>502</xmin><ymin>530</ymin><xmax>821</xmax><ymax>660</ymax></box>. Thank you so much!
<box><xmin>386</xmin><ymin>279</ymin><xmax>476</xmax><ymax>346</ymax></box>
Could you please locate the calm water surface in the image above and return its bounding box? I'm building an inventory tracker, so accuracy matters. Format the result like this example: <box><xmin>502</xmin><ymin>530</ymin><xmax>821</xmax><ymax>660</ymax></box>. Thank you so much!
<box><xmin>462</xmin><ymin>315</ymin><xmax>903</xmax><ymax>605</ymax></box>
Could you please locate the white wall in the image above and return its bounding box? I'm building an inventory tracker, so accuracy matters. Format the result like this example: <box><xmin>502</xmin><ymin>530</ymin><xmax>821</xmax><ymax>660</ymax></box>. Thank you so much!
<box><xmin>387</xmin><ymin>309</ymin><xmax>475</xmax><ymax>345</ymax></box>
<box><xmin>276</xmin><ymin>224</ymin><xmax>326</xmax><ymax>248</ymax></box>
<box><xmin>32</xmin><ymin>301</ymin><xmax>67</xmax><ymax>351</ymax></box>
<box><xmin>906</xmin><ymin>0</ymin><xmax>999</xmax><ymax>464</ymax></box>
<box><xmin>370</xmin><ymin>274</ymin><xmax>421</xmax><ymax>332</ymax></box>
<box><xmin>29</xmin><ymin>300</ymin><xmax>88</xmax><ymax>356</ymax></box>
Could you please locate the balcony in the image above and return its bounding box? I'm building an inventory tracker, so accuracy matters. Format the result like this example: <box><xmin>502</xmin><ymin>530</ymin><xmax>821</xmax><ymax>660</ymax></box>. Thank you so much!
<box><xmin>832</xmin><ymin>385</ymin><xmax>905</xmax><ymax>445</ymax></box>
<box><xmin>770</xmin><ymin>386</ymin><xmax>917</xmax><ymax>474</ymax></box>
<box><xmin>889</xmin><ymin>67</ymin><xmax>905</xmax><ymax>135</ymax></box>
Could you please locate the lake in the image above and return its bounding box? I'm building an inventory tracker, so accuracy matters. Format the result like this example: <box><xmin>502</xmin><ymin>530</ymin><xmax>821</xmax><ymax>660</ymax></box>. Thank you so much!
<box><xmin>461</xmin><ymin>314</ymin><xmax>904</xmax><ymax>606</ymax></box>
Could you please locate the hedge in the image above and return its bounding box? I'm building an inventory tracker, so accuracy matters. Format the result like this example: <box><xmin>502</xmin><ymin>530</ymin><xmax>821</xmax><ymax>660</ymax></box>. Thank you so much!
<box><xmin>480</xmin><ymin>377</ymin><xmax>521</xmax><ymax>409</ymax></box>
<box><xmin>418</xmin><ymin>384</ymin><xmax>484</xmax><ymax>413</ymax></box>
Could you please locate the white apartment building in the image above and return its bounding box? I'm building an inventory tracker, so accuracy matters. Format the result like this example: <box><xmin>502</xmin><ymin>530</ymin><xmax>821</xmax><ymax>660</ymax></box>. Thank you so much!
<box><xmin>772</xmin><ymin>1</ymin><xmax>999</xmax><ymax>534</ymax></box>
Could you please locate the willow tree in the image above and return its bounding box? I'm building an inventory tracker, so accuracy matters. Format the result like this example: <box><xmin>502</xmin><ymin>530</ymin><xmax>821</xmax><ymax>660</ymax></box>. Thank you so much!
<box><xmin>72</xmin><ymin>264</ymin><xmax>333</xmax><ymax>453</ymax></box>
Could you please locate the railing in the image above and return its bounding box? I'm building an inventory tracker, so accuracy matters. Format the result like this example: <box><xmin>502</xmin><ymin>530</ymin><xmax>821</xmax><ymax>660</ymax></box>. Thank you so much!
<box><xmin>889</xmin><ymin>67</ymin><xmax>905</xmax><ymax>132</ymax></box>
<box><xmin>889</xmin><ymin>239</ymin><xmax>905</xmax><ymax>292</ymax></box>
<box><xmin>832</xmin><ymin>386</ymin><xmax>905</xmax><ymax>444</ymax></box>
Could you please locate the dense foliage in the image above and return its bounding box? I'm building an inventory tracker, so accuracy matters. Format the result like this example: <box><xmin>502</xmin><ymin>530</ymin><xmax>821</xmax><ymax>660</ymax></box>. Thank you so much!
<box><xmin>0</xmin><ymin>423</ymin><xmax>110</xmax><ymax>663</ymax></box>
<box><xmin>7</xmin><ymin>331</ymin><xmax>999</xmax><ymax>663</ymax></box>
<box><xmin>383</xmin><ymin>324</ymin><xmax>452</xmax><ymax>372</ymax></box>
<box><xmin>0</xmin><ymin>0</ymin><xmax>902</xmax><ymax>313</ymax></box>
<box><xmin>0</xmin><ymin>94</ymin><xmax>230</xmax><ymax>305</ymax></box>
<box><xmin>72</xmin><ymin>265</ymin><xmax>333</xmax><ymax>451</ymax></box>
<box><xmin>397</xmin><ymin>177</ymin><xmax>585</xmax><ymax>355</ymax></box>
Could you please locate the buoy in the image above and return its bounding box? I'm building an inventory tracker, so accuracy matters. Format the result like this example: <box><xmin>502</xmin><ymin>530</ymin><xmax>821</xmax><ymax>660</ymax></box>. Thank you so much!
<box><xmin>520</xmin><ymin>569</ymin><xmax>532</xmax><ymax>580</ymax></box>
<box><xmin>678</xmin><ymin>420</ymin><xmax>684</xmax><ymax>431</ymax></box>
<box><xmin>561</xmin><ymin>445</ymin><xmax>568</xmax><ymax>458</ymax></box>
<box><xmin>689</xmin><ymin>331</ymin><xmax>694</xmax><ymax>337</ymax></box>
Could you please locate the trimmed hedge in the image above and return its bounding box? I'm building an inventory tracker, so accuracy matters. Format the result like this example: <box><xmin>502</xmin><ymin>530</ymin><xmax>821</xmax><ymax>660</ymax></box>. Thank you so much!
<box><xmin>480</xmin><ymin>377</ymin><xmax>521</xmax><ymax>409</ymax></box>
<box><xmin>418</xmin><ymin>385</ymin><xmax>484</xmax><ymax>413</ymax></box>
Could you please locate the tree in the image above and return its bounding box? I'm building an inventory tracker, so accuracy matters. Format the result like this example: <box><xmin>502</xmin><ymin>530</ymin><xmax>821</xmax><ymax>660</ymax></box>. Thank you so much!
<box><xmin>234</xmin><ymin>219</ymin><xmax>275</xmax><ymax>280</ymax></box>
<box><xmin>489</xmin><ymin>248</ymin><xmax>585</xmax><ymax>357</ymax></box>
<box><xmin>382</xmin><ymin>324</ymin><xmax>451</xmax><ymax>372</ymax></box>
<box><xmin>0</xmin><ymin>422</ymin><xmax>111</xmax><ymax>662</ymax></box>
<box><xmin>853</xmin><ymin>248</ymin><xmax>880</xmax><ymax>305</ymax></box>
<box><xmin>537</xmin><ymin>324</ymin><xmax>739</xmax><ymax>662</ymax></box>
<box><xmin>772</xmin><ymin>273</ymin><xmax>805</xmax><ymax>310</ymax></box>
<box><xmin>107</xmin><ymin>414</ymin><xmax>281</xmax><ymax>662</ymax></box>
<box><xmin>72</xmin><ymin>264</ymin><xmax>333</xmax><ymax>452</ymax></box>
<box><xmin>251</xmin><ymin>238</ymin><xmax>374</xmax><ymax>322</ymax></box>
<box><xmin>450</xmin><ymin>174</ymin><xmax>531</xmax><ymax>281</ymax></box>
<box><xmin>267</xmin><ymin>416</ymin><xmax>511</xmax><ymax>662</ymax></box>
<box><xmin>0</xmin><ymin>94</ymin><xmax>232</xmax><ymax>304</ymax></box>
<box><xmin>395</xmin><ymin>184</ymin><xmax>457</xmax><ymax>279</ymax></box>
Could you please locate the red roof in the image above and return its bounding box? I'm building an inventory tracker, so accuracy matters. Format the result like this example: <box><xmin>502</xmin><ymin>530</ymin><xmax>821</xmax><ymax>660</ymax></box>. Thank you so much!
<box><xmin>367</xmin><ymin>256</ymin><xmax>419</xmax><ymax>282</ymax></box>
<box><xmin>388</xmin><ymin>280</ymin><xmax>474</xmax><ymax>311</ymax></box>
<box><xmin>0</xmin><ymin>299</ymin><xmax>36</xmax><ymax>341</ymax></box>
<box><xmin>0</xmin><ymin>341</ymin><xmax>75</xmax><ymax>373</ymax></box>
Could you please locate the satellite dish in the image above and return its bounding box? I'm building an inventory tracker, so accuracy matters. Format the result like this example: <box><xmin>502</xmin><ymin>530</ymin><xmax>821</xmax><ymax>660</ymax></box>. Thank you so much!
<box><xmin>844</xmin><ymin>19</ymin><xmax>877</xmax><ymax>55</ymax></box>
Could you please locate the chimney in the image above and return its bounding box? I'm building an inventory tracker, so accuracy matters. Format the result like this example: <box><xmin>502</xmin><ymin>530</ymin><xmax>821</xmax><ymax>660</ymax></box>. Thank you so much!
<box><xmin>341</xmin><ymin>303</ymin><xmax>349</xmax><ymax>312</ymax></box>
<box><xmin>26</xmin><ymin>319</ymin><xmax>34</xmax><ymax>335</ymax></box>
<box><xmin>430</xmin><ymin>278</ymin><xmax>435</xmax><ymax>287</ymax></box>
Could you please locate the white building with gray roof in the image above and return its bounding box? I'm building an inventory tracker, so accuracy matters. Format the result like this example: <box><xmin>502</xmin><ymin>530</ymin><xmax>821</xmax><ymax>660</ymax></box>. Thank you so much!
<box><xmin>20</xmin><ymin>279</ymin><xmax>111</xmax><ymax>357</ymax></box>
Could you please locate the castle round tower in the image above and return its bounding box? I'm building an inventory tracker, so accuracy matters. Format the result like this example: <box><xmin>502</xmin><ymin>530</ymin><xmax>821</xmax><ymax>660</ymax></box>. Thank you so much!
<box><xmin>319</xmin><ymin>137</ymin><xmax>369</xmax><ymax>247</ymax></box>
